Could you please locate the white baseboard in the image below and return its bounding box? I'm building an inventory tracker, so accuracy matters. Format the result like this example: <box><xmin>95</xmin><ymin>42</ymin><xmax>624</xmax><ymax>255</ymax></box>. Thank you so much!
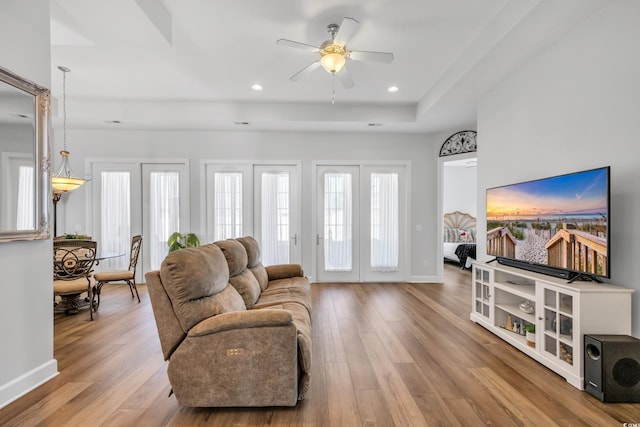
<box><xmin>0</xmin><ymin>359</ymin><xmax>59</xmax><ymax>409</ymax></box>
<box><xmin>408</xmin><ymin>275</ymin><xmax>440</xmax><ymax>283</ymax></box>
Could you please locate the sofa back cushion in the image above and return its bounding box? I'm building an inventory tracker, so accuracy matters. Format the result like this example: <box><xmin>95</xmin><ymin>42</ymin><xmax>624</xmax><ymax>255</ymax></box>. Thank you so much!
<box><xmin>215</xmin><ymin>238</ymin><xmax>263</xmax><ymax>308</ymax></box>
<box><xmin>160</xmin><ymin>243</ymin><xmax>245</xmax><ymax>331</ymax></box>
<box><xmin>237</xmin><ymin>236</ymin><xmax>269</xmax><ymax>291</ymax></box>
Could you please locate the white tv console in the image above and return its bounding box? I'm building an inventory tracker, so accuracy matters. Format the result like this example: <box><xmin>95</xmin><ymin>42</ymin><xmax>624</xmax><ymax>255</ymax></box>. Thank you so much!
<box><xmin>470</xmin><ymin>261</ymin><xmax>633</xmax><ymax>389</ymax></box>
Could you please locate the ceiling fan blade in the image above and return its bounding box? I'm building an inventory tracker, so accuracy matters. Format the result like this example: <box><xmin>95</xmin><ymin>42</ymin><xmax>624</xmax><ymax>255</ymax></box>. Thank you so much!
<box><xmin>290</xmin><ymin>61</ymin><xmax>321</xmax><ymax>81</ymax></box>
<box><xmin>337</xmin><ymin>66</ymin><xmax>355</xmax><ymax>89</ymax></box>
<box><xmin>349</xmin><ymin>50</ymin><xmax>394</xmax><ymax>63</ymax></box>
<box><xmin>277</xmin><ymin>39</ymin><xmax>320</xmax><ymax>52</ymax></box>
<box><xmin>334</xmin><ymin>17</ymin><xmax>359</xmax><ymax>46</ymax></box>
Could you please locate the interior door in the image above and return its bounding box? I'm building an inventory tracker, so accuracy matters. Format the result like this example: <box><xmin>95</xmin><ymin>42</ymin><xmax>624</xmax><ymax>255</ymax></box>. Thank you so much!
<box><xmin>316</xmin><ymin>165</ymin><xmax>360</xmax><ymax>282</ymax></box>
<box><xmin>253</xmin><ymin>165</ymin><xmax>301</xmax><ymax>265</ymax></box>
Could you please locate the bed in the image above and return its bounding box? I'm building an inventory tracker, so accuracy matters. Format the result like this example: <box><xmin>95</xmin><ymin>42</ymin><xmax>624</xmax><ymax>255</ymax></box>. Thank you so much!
<box><xmin>443</xmin><ymin>211</ymin><xmax>477</xmax><ymax>269</ymax></box>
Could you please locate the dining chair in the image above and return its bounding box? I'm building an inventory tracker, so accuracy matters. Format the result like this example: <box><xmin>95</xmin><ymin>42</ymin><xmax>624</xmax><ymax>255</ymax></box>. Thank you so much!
<box><xmin>53</xmin><ymin>239</ymin><xmax>98</xmax><ymax>320</ymax></box>
<box><xmin>93</xmin><ymin>235</ymin><xmax>142</xmax><ymax>309</ymax></box>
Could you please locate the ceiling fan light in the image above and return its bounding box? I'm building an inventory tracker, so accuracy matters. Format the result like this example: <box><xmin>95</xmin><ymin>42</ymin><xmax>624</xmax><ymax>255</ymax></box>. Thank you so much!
<box><xmin>320</xmin><ymin>52</ymin><xmax>346</xmax><ymax>74</ymax></box>
<box><xmin>319</xmin><ymin>42</ymin><xmax>347</xmax><ymax>74</ymax></box>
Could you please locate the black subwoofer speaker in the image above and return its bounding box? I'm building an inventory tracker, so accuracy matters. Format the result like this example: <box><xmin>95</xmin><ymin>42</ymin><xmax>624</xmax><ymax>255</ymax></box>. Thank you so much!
<box><xmin>584</xmin><ymin>334</ymin><xmax>640</xmax><ymax>403</ymax></box>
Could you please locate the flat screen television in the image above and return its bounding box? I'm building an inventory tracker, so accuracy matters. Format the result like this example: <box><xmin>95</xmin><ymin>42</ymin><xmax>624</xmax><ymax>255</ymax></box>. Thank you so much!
<box><xmin>486</xmin><ymin>166</ymin><xmax>610</xmax><ymax>281</ymax></box>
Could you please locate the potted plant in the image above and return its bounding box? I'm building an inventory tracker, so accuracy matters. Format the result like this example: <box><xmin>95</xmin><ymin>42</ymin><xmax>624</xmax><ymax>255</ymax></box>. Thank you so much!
<box><xmin>167</xmin><ymin>232</ymin><xmax>200</xmax><ymax>253</ymax></box>
<box><xmin>525</xmin><ymin>323</ymin><xmax>536</xmax><ymax>348</ymax></box>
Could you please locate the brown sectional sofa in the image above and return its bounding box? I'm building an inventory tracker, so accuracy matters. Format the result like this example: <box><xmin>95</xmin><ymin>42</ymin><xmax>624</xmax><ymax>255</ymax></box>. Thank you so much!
<box><xmin>145</xmin><ymin>236</ymin><xmax>311</xmax><ymax>407</ymax></box>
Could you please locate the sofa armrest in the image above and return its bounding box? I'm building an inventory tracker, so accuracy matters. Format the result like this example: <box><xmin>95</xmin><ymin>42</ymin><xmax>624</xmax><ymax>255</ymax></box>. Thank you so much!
<box><xmin>188</xmin><ymin>309</ymin><xmax>293</xmax><ymax>337</ymax></box>
<box><xmin>266</xmin><ymin>264</ymin><xmax>304</xmax><ymax>281</ymax></box>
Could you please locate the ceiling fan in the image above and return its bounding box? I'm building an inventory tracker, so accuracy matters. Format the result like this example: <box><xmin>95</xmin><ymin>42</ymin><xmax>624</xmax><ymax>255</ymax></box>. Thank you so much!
<box><xmin>277</xmin><ymin>17</ymin><xmax>394</xmax><ymax>90</ymax></box>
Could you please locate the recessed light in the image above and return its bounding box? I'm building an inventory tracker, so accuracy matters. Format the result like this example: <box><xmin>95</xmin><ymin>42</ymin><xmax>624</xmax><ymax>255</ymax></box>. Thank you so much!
<box><xmin>251</xmin><ymin>84</ymin><xmax>263</xmax><ymax>91</ymax></box>
<box><xmin>387</xmin><ymin>86</ymin><xmax>399</xmax><ymax>93</ymax></box>
<box><xmin>106</xmin><ymin>120</ymin><xmax>121</xmax><ymax>124</ymax></box>
<box><xmin>368</xmin><ymin>123</ymin><xmax>382</xmax><ymax>127</ymax></box>
<box><xmin>234</xmin><ymin>121</ymin><xmax>250</xmax><ymax>125</ymax></box>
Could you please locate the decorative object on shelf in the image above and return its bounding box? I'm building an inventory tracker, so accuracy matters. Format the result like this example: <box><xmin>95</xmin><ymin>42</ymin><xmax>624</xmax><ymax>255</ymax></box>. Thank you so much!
<box><xmin>560</xmin><ymin>318</ymin><xmax>573</xmax><ymax>336</ymax></box>
<box><xmin>519</xmin><ymin>300</ymin><xmax>534</xmax><ymax>314</ymax></box>
<box><xmin>507</xmin><ymin>314</ymin><xmax>513</xmax><ymax>331</ymax></box>
<box><xmin>438</xmin><ymin>130</ymin><xmax>477</xmax><ymax>157</ymax></box>
<box><xmin>560</xmin><ymin>343</ymin><xmax>573</xmax><ymax>365</ymax></box>
<box><xmin>167</xmin><ymin>232</ymin><xmax>200</xmax><ymax>252</ymax></box>
<box><xmin>525</xmin><ymin>324</ymin><xmax>536</xmax><ymax>348</ymax></box>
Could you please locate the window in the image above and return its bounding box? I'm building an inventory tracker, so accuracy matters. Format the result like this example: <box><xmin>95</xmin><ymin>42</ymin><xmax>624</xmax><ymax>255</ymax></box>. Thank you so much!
<box><xmin>16</xmin><ymin>166</ymin><xmax>34</xmax><ymax>230</ymax></box>
<box><xmin>370</xmin><ymin>173</ymin><xmax>398</xmax><ymax>271</ymax></box>
<box><xmin>323</xmin><ymin>173</ymin><xmax>352</xmax><ymax>271</ymax></box>
<box><xmin>214</xmin><ymin>172</ymin><xmax>243</xmax><ymax>240</ymax></box>
<box><xmin>149</xmin><ymin>171</ymin><xmax>180</xmax><ymax>270</ymax></box>
<box><xmin>100</xmin><ymin>171</ymin><xmax>131</xmax><ymax>270</ymax></box>
<box><xmin>261</xmin><ymin>172</ymin><xmax>290</xmax><ymax>265</ymax></box>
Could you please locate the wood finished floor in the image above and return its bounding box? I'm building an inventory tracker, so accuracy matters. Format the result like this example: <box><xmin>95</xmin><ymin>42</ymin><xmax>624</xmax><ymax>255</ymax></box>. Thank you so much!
<box><xmin>1</xmin><ymin>263</ymin><xmax>639</xmax><ymax>426</ymax></box>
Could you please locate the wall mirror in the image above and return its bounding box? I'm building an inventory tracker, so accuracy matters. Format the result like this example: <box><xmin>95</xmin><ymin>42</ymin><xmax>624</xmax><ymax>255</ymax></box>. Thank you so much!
<box><xmin>0</xmin><ymin>66</ymin><xmax>50</xmax><ymax>242</ymax></box>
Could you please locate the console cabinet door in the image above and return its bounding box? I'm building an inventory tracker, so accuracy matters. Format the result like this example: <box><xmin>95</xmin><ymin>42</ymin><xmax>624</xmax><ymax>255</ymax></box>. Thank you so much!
<box><xmin>473</xmin><ymin>266</ymin><xmax>492</xmax><ymax>323</ymax></box>
<box><xmin>539</xmin><ymin>284</ymin><xmax>577</xmax><ymax>371</ymax></box>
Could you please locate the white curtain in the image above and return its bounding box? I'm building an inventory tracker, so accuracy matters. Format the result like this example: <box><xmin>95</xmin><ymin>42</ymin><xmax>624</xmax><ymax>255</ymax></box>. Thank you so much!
<box><xmin>101</xmin><ymin>171</ymin><xmax>130</xmax><ymax>270</ymax></box>
<box><xmin>370</xmin><ymin>173</ymin><xmax>399</xmax><ymax>271</ymax></box>
<box><xmin>324</xmin><ymin>173</ymin><xmax>352</xmax><ymax>271</ymax></box>
<box><xmin>214</xmin><ymin>172</ymin><xmax>242</xmax><ymax>240</ymax></box>
<box><xmin>16</xmin><ymin>166</ymin><xmax>34</xmax><ymax>230</ymax></box>
<box><xmin>149</xmin><ymin>171</ymin><xmax>179</xmax><ymax>270</ymax></box>
<box><xmin>261</xmin><ymin>172</ymin><xmax>290</xmax><ymax>266</ymax></box>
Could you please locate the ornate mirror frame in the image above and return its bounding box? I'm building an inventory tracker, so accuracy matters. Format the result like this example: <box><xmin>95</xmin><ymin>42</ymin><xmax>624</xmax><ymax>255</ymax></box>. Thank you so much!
<box><xmin>0</xmin><ymin>66</ymin><xmax>51</xmax><ymax>242</ymax></box>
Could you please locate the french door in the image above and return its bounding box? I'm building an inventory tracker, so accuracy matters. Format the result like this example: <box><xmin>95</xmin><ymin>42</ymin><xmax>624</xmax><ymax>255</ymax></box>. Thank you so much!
<box><xmin>315</xmin><ymin>165</ymin><xmax>360</xmax><ymax>282</ymax></box>
<box><xmin>90</xmin><ymin>161</ymin><xmax>189</xmax><ymax>279</ymax></box>
<box><xmin>204</xmin><ymin>162</ymin><xmax>301</xmax><ymax>265</ymax></box>
<box><xmin>315</xmin><ymin>163</ymin><xmax>407</xmax><ymax>282</ymax></box>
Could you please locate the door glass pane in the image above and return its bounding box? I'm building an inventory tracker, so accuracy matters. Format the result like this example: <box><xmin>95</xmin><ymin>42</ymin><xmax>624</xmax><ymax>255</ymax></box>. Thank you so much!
<box><xmin>149</xmin><ymin>171</ymin><xmax>180</xmax><ymax>270</ymax></box>
<box><xmin>324</xmin><ymin>173</ymin><xmax>352</xmax><ymax>271</ymax></box>
<box><xmin>261</xmin><ymin>172</ymin><xmax>290</xmax><ymax>265</ymax></box>
<box><xmin>101</xmin><ymin>171</ymin><xmax>130</xmax><ymax>270</ymax></box>
<box><xmin>214</xmin><ymin>172</ymin><xmax>242</xmax><ymax>240</ymax></box>
<box><xmin>370</xmin><ymin>173</ymin><xmax>398</xmax><ymax>271</ymax></box>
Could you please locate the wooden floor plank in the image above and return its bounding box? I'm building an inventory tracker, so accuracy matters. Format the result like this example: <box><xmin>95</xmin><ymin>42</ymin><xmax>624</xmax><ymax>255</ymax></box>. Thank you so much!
<box><xmin>0</xmin><ymin>264</ymin><xmax>637</xmax><ymax>426</ymax></box>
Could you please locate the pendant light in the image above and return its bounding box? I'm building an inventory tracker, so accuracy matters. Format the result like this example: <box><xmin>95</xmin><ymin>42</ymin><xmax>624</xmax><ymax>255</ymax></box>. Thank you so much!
<box><xmin>51</xmin><ymin>66</ymin><xmax>87</xmax><ymax>194</ymax></box>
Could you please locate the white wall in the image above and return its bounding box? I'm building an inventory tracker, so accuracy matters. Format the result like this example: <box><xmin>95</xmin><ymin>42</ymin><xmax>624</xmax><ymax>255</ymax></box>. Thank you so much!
<box><xmin>477</xmin><ymin>0</ymin><xmax>640</xmax><ymax>336</ymax></box>
<box><xmin>0</xmin><ymin>0</ymin><xmax>58</xmax><ymax>408</ymax></box>
<box><xmin>55</xmin><ymin>129</ymin><xmax>452</xmax><ymax>282</ymax></box>
<box><xmin>443</xmin><ymin>161</ymin><xmax>477</xmax><ymax>217</ymax></box>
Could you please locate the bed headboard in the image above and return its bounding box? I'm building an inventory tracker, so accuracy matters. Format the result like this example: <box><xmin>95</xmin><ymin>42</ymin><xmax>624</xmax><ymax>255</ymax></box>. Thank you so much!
<box><xmin>444</xmin><ymin>211</ymin><xmax>476</xmax><ymax>242</ymax></box>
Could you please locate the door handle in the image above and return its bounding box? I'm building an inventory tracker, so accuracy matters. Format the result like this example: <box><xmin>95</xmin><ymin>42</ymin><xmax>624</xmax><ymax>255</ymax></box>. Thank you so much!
<box><xmin>291</xmin><ymin>234</ymin><xmax>298</xmax><ymax>245</ymax></box>
<box><xmin>316</xmin><ymin>234</ymin><xmax>323</xmax><ymax>245</ymax></box>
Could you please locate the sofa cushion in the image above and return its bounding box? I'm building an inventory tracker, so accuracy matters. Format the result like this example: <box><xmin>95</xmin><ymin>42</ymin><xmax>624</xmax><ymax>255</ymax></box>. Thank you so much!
<box><xmin>237</xmin><ymin>236</ymin><xmax>261</xmax><ymax>267</ymax></box>
<box><xmin>254</xmin><ymin>281</ymin><xmax>311</xmax><ymax>315</ymax></box>
<box><xmin>160</xmin><ymin>244</ymin><xmax>246</xmax><ymax>332</ymax></box>
<box><xmin>215</xmin><ymin>239</ymin><xmax>248</xmax><ymax>277</ymax></box>
<box><xmin>249</xmin><ymin>264</ymin><xmax>269</xmax><ymax>291</ymax></box>
<box><xmin>229</xmin><ymin>269</ymin><xmax>262</xmax><ymax>308</ymax></box>
<box><xmin>237</xmin><ymin>236</ymin><xmax>269</xmax><ymax>290</ymax></box>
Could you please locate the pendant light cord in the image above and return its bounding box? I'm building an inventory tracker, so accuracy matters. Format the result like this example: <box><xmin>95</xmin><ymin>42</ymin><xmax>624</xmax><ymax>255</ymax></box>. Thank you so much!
<box><xmin>332</xmin><ymin>73</ymin><xmax>336</xmax><ymax>105</ymax></box>
<box><xmin>57</xmin><ymin>66</ymin><xmax>71</xmax><ymax>152</ymax></box>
